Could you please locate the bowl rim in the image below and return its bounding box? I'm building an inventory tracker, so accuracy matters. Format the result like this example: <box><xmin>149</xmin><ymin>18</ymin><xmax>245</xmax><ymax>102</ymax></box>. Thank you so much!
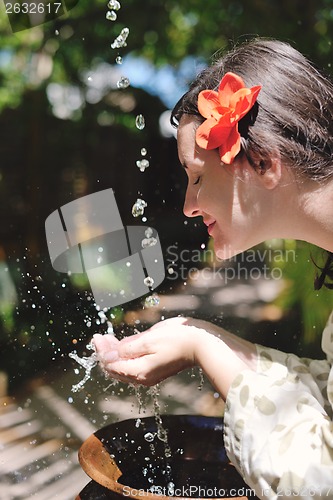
<box><xmin>78</xmin><ymin>414</ymin><xmax>248</xmax><ymax>500</ymax></box>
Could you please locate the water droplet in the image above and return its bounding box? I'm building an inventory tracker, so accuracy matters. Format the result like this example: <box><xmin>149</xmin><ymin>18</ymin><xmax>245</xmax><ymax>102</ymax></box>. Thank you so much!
<box><xmin>117</xmin><ymin>76</ymin><xmax>130</xmax><ymax>89</ymax></box>
<box><xmin>116</xmin><ymin>56</ymin><xmax>123</xmax><ymax>65</ymax></box>
<box><xmin>111</xmin><ymin>27</ymin><xmax>129</xmax><ymax>49</ymax></box>
<box><xmin>145</xmin><ymin>293</ymin><xmax>160</xmax><ymax>308</ymax></box>
<box><xmin>132</xmin><ymin>198</ymin><xmax>147</xmax><ymax>217</ymax></box>
<box><xmin>157</xmin><ymin>428</ymin><xmax>168</xmax><ymax>442</ymax></box>
<box><xmin>55</xmin><ymin>29</ymin><xmax>59</xmax><ymax>35</ymax></box>
<box><xmin>144</xmin><ymin>432</ymin><xmax>155</xmax><ymax>442</ymax></box>
<box><xmin>167</xmin><ymin>482</ymin><xmax>175</xmax><ymax>495</ymax></box>
<box><xmin>136</xmin><ymin>158</ymin><xmax>149</xmax><ymax>172</ymax></box>
<box><xmin>143</xmin><ymin>276</ymin><xmax>154</xmax><ymax>288</ymax></box>
<box><xmin>86</xmin><ymin>341</ymin><xmax>95</xmax><ymax>350</ymax></box>
<box><xmin>135</xmin><ymin>114</ymin><xmax>145</xmax><ymax>130</ymax></box>
<box><xmin>141</xmin><ymin>147</ymin><xmax>147</xmax><ymax>156</ymax></box>
<box><xmin>106</xmin><ymin>10</ymin><xmax>117</xmax><ymax>21</ymax></box>
<box><xmin>141</xmin><ymin>236</ymin><xmax>157</xmax><ymax>248</ymax></box>
<box><xmin>145</xmin><ymin>227</ymin><xmax>153</xmax><ymax>238</ymax></box>
<box><xmin>107</xmin><ymin>0</ymin><xmax>121</xmax><ymax>10</ymax></box>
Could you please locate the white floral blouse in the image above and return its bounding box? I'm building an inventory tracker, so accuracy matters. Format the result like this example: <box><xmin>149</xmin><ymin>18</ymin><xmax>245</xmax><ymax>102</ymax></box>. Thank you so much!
<box><xmin>224</xmin><ymin>311</ymin><xmax>333</xmax><ymax>499</ymax></box>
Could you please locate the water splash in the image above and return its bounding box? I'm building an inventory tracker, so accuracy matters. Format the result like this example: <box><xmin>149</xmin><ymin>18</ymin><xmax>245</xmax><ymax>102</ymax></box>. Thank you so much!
<box><xmin>144</xmin><ymin>293</ymin><xmax>160</xmax><ymax>308</ymax></box>
<box><xmin>136</xmin><ymin>158</ymin><xmax>149</xmax><ymax>172</ymax></box>
<box><xmin>106</xmin><ymin>10</ymin><xmax>117</xmax><ymax>21</ymax></box>
<box><xmin>143</xmin><ymin>276</ymin><xmax>154</xmax><ymax>288</ymax></box>
<box><xmin>107</xmin><ymin>0</ymin><xmax>121</xmax><ymax>10</ymax></box>
<box><xmin>69</xmin><ymin>347</ymin><xmax>98</xmax><ymax>393</ymax></box>
<box><xmin>148</xmin><ymin>385</ymin><xmax>172</xmax><ymax>458</ymax></box>
<box><xmin>197</xmin><ymin>367</ymin><xmax>205</xmax><ymax>390</ymax></box>
<box><xmin>117</xmin><ymin>76</ymin><xmax>130</xmax><ymax>89</ymax></box>
<box><xmin>144</xmin><ymin>227</ymin><xmax>153</xmax><ymax>238</ymax></box>
<box><xmin>111</xmin><ymin>27</ymin><xmax>129</xmax><ymax>49</ymax></box>
<box><xmin>135</xmin><ymin>114</ymin><xmax>145</xmax><ymax>130</ymax></box>
<box><xmin>144</xmin><ymin>432</ymin><xmax>155</xmax><ymax>443</ymax></box>
<box><xmin>141</xmin><ymin>226</ymin><xmax>157</xmax><ymax>248</ymax></box>
<box><xmin>69</xmin><ymin>303</ymin><xmax>115</xmax><ymax>392</ymax></box>
<box><xmin>132</xmin><ymin>198</ymin><xmax>147</xmax><ymax>217</ymax></box>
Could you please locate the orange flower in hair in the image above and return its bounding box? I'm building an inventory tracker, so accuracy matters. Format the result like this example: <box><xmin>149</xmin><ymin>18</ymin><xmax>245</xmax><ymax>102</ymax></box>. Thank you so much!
<box><xmin>196</xmin><ymin>72</ymin><xmax>261</xmax><ymax>164</ymax></box>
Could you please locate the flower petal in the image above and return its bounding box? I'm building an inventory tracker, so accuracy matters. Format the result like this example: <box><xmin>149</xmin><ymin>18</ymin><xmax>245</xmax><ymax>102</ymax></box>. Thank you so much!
<box><xmin>218</xmin><ymin>72</ymin><xmax>245</xmax><ymax>107</ymax></box>
<box><xmin>195</xmin><ymin>72</ymin><xmax>261</xmax><ymax>166</ymax></box>
<box><xmin>231</xmin><ymin>85</ymin><xmax>261</xmax><ymax>120</ymax></box>
<box><xmin>196</xmin><ymin>118</ymin><xmax>217</xmax><ymax>149</ymax></box>
<box><xmin>196</xmin><ymin>117</ymin><xmax>233</xmax><ymax>150</ymax></box>
<box><xmin>198</xmin><ymin>90</ymin><xmax>220</xmax><ymax>118</ymax></box>
<box><xmin>219</xmin><ymin>125</ymin><xmax>241</xmax><ymax>164</ymax></box>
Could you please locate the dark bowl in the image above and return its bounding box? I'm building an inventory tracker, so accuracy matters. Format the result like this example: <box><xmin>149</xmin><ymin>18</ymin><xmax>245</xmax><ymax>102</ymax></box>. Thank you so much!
<box><xmin>78</xmin><ymin>415</ymin><xmax>256</xmax><ymax>500</ymax></box>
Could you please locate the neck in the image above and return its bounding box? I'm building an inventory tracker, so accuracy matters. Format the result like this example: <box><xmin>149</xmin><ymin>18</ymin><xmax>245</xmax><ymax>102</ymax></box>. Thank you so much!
<box><xmin>269</xmin><ymin>176</ymin><xmax>333</xmax><ymax>252</ymax></box>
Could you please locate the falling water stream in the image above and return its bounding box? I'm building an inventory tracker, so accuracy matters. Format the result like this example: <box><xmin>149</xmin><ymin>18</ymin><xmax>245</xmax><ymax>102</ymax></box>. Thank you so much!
<box><xmin>66</xmin><ymin>0</ymin><xmax>199</xmax><ymax>489</ymax></box>
<box><xmin>68</xmin><ymin>0</ymin><xmax>160</xmax><ymax>394</ymax></box>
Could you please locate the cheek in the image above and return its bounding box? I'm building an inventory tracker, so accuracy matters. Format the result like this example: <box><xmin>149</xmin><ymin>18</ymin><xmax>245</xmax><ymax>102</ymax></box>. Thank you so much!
<box><xmin>199</xmin><ymin>180</ymin><xmax>232</xmax><ymax>217</ymax></box>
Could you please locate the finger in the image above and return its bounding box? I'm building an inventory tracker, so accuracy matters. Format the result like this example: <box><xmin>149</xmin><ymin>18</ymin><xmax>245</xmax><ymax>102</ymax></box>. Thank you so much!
<box><xmin>117</xmin><ymin>337</ymin><xmax>151</xmax><ymax>359</ymax></box>
<box><xmin>148</xmin><ymin>316</ymin><xmax>188</xmax><ymax>330</ymax></box>
<box><xmin>93</xmin><ymin>335</ymin><xmax>120</xmax><ymax>364</ymax></box>
<box><xmin>93</xmin><ymin>334</ymin><xmax>119</xmax><ymax>353</ymax></box>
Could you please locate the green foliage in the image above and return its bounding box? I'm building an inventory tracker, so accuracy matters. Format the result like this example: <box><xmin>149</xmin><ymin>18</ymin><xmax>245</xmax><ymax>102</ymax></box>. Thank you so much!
<box><xmin>1</xmin><ymin>0</ymin><xmax>333</xmax><ymax>381</ymax></box>
<box><xmin>273</xmin><ymin>241</ymin><xmax>332</xmax><ymax>345</ymax></box>
<box><xmin>1</xmin><ymin>0</ymin><xmax>333</xmax><ymax>112</ymax></box>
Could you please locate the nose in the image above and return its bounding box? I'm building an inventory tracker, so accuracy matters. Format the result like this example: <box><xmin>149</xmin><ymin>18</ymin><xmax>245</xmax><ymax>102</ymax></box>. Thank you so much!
<box><xmin>183</xmin><ymin>185</ymin><xmax>201</xmax><ymax>218</ymax></box>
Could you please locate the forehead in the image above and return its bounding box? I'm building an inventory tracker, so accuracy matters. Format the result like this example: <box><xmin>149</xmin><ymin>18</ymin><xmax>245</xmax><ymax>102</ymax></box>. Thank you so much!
<box><xmin>177</xmin><ymin>115</ymin><xmax>200</xmax><ymax>164</ymax></box>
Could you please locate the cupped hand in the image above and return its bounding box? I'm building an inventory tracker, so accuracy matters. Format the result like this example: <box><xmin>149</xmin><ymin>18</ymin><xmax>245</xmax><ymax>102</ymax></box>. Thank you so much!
<box><xmin>93</xmin><ymin>317</ymin><xmax>203</xmax><ymax>386</ymax></box>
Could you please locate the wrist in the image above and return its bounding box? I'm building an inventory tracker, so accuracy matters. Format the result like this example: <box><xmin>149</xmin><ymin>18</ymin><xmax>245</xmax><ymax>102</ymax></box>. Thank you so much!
<box><xmin>190</xmin><ymin>327</ymin><xmax>211</xmax><ymax>366</ymax></box>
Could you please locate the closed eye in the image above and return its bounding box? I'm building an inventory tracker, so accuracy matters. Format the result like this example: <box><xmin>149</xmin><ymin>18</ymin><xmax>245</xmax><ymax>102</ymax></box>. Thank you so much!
<box><xmin>193</xmin><ymin>177</ymin><xmax>201</xmax><ymax>185</ymax></box>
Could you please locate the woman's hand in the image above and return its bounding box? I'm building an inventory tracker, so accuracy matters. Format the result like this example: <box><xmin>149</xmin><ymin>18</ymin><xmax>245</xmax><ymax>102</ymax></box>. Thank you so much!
<box><xmin>93</xmin><ymin>317</ymin><xmax>200</xmax><ymax>386</ymax></box>
<box><xmin>93</xmin><ymin>316</ymin><xmax>255</xmax><ymax>399</ymax></box>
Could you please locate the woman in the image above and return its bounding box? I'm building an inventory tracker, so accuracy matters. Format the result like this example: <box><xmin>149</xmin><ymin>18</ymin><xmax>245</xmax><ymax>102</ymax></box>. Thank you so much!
<box><xmin>93</xmin><ymin>39</ymin><xmax>333</xmax><ymax>498</ymax></box>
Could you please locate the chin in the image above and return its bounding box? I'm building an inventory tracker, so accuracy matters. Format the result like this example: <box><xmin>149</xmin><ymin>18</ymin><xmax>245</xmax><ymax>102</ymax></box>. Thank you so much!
<box><xmin>213</xmin><ymin>241</ymin><xmax>244</xmax><ymax>261</ymax></box>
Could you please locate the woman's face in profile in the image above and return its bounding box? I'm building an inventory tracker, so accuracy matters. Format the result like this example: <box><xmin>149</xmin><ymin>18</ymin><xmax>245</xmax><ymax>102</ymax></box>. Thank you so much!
<box><xmin>177</xmin><ymin>115</ymin><xmax>275</xmax><ymax>259</ymax></box>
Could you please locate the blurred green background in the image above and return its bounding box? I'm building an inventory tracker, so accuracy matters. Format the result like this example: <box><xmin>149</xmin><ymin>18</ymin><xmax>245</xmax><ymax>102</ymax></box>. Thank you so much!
<box><xmin>0</xmin><ymin>0</ymin><xmax>332</xmax><ymax>392</ymax></box>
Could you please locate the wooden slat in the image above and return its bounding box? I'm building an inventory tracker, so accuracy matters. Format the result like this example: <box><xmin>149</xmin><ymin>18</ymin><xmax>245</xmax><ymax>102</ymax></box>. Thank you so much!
<box><xmin>0</xmin><ymin>419</ymin><xmax>41</xmax><ymax>445</ymax></box>
<box><xmin>0</xmin><ymin>408</ymin><xmax>32</xmax><ymax>429</ymax></box>
<box><xmin>28</xmin><ymin>466</ymin><xmax>88</xmax><ymax>500</ymax></box>
<box><xmin>2</xmin><ymin>451</ymin><xmax>79</xmax><ymax>497</ymax></box>
<box><xmin>0</xmin><ymin>438</ymin><xmax>61</xmax><ymax>474</ymax></box>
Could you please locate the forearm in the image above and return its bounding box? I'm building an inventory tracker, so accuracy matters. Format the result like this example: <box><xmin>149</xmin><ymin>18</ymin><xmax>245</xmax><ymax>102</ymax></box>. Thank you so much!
<box><xmin>193</xmin><ymin>329</ymin><xmax>250</xmax><ymax>400</ymax></box>
<box><xmin>185</xmin><ymin>318</ymin><xmax>258</xmax><ymax>371</ymax></box>
<box><xmin>93</xmin><ymin>317</ymin><xmax>257</xmax><ymax>390</ymax></box>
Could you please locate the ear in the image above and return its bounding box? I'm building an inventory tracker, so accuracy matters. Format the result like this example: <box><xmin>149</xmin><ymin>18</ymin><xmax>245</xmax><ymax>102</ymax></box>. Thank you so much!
<box><xmin>255</xmin><ymin>155</ymin><xmax>282</xmax><ymax>190</ymax></box>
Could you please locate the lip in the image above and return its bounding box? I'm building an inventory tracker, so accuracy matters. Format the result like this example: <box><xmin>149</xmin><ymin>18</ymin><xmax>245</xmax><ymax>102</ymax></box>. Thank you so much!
<box><xmin>204</xmin><ymin>220</ymin><xmax>216</xmax><ymax>235</ymax></box>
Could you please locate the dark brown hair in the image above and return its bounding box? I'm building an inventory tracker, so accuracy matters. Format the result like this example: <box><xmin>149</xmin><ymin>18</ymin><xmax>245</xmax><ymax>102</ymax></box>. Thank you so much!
<box><xmin>171</xmin><ymin>38</ymin><xmax>333</xmax><ymax>289</ymax></box>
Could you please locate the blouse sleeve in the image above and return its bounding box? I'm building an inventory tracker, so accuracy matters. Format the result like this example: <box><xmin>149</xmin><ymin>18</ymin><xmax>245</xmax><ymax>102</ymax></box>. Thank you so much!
<box><xmin>223</xmin><ymin>316</ymin><xmax>333</xmax><ymax>500</ymax></box>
